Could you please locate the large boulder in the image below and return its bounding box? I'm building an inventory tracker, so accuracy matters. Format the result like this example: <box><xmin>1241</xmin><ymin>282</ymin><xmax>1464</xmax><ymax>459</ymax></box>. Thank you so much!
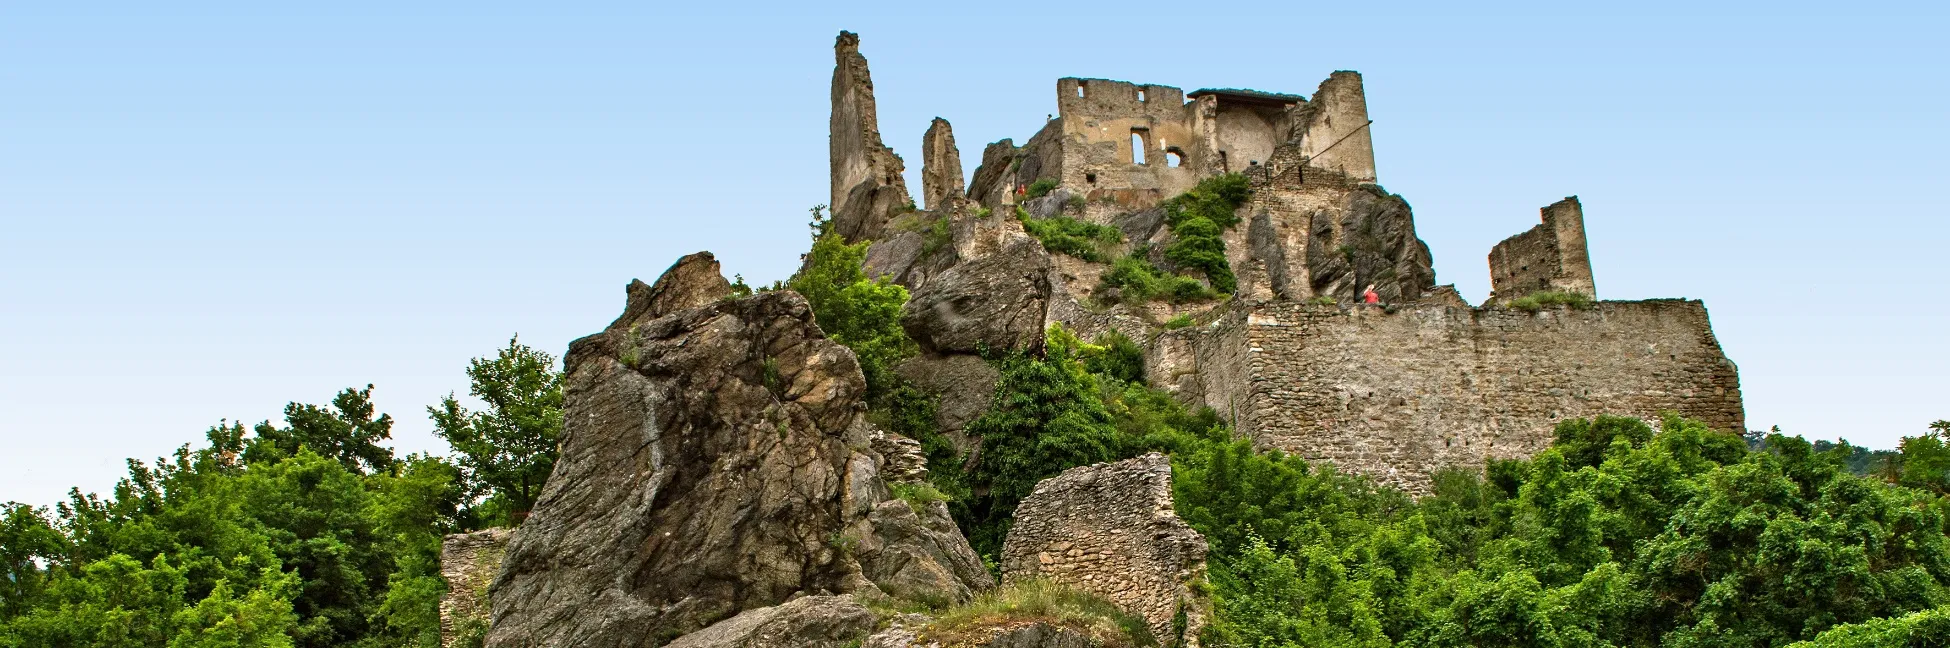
<box><xmin>487</xmin><ymin>255</ymin><xmax>988</xmax><ymax>648</ymax></box>
<box><xmin>900</xmin><ymin>236</ymin><xmax>1052</xmax><ymax>354</ymax></box>
<box><xmin>663</xmin><ymin>596</ymin><xmax>876</xmax><ymax>648</ymax></box>
<box><xmin>1001</xmin><ymin>454</ymin><xmax>1209</xmax><ymax>647</ymax></box>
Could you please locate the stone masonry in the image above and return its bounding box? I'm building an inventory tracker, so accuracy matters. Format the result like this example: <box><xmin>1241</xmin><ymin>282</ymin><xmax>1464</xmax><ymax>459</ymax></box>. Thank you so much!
<box><xmin>441</xmin><ymin>528</ymin><xmax>511</xmax><ymax>647</ymax></box>
<box><xmin>833</xmin><ymin>30</ymin><xmax>1744</xmax><ymax>495</ymax></box>
<box><xmin>1002</xmin><ymin>454</ymin><xmax>1208</xmax><ymax>647</ymax></box>
<box><xmin>1489</xmin><ymin>196</ymin><xmax>1596</xmax><ymax>303</ymax></box>
<box><xmin>1189</xmin><ymin>299</ymin><xmax>1743</xmax><ymax>493</ymax></box>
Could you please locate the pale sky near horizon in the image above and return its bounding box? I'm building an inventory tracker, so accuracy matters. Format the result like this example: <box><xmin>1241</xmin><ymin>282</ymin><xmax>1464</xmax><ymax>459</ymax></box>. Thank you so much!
<box><xmin>3</xmin><ymin>2</ymin><xmax>1946</xmax><ymax>507</ymax></box>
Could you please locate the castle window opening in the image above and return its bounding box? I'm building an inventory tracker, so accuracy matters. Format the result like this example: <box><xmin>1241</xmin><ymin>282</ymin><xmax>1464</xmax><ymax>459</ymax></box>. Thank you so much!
<box><xmin>1218</xmin><ymin>151</ymin><xmax>1229</xmax><ymax>171</ymax></box>
<box><xmin>1086</xmin><ymin>172</ymin><xmax>1097</xmax><ymax>184</ymax></box>
<box><xmin>1165</xmin><ymin>147</ymin><xmax>1185</xmax><ymax>168</ymax></box>
<box><xmin>1130</xmin><ymin>129</ymin><xmax>1148</xmax><ymax>165</ymax></box>
<box><xmin>1077</xmin><ymin>81</ymin><xmax>1087</xmax><ymax>98</ymax></box>
<box><xmin>1138</xmin><ymin>89</ymin><xmax>1146</xmax><ymax>102</ymax></box>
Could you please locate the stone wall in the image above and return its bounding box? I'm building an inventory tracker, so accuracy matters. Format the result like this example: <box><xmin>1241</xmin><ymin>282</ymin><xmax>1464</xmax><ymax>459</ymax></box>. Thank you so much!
<box><xmin>1001</xmin><ymin>454</ymin><xmax>1208</xmax><ymax>647</ymax></box>
<box><xmin>1489</xmin><ymin>196</ymin><xmax>1595</xmax><ymax>303</ymax></box>
<box><xmin>441</xmin><ymin>528</ymin><xmax>511</xmax><ymax>647</ymax></box>
<box><xmin>1194</xmin><ymin>299</ymin><xmax>1743</xmax><ymax>493</ymax></box>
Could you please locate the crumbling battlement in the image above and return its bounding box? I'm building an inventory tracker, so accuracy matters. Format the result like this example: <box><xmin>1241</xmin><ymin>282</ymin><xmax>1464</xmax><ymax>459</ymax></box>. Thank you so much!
<box><xmin>1489</xmin><ymin>197</ymin><xmax>1596</xmax><ymax>303</ymax></box>
<box><xmin>1186</xmin><ymin>299</ymin><xmax>1743</xmax><ymax>492</ymax></box>
<box><xmin>831</xmin><ymin>31</ymin><xmax>1744</xmax><ymax>494</ymax></box>
<box><xmin>1002</xmin><ymin>453</ymin><xmax>1209</xmax><ymax>647</ymax></box>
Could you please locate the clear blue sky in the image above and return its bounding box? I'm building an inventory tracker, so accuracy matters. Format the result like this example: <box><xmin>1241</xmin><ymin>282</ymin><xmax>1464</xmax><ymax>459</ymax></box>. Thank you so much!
<box><xmin>4</xmin><ymin>2</ymin><xmax>1945</xmax><ymax>507</ymax></box>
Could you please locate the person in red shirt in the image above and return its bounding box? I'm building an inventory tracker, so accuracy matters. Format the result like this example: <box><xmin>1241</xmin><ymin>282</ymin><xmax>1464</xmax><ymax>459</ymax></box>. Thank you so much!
<box><xmin>1362</xmin><ymin>284</ymin><xmax>1381</xmax><ymax>305</ymax></box>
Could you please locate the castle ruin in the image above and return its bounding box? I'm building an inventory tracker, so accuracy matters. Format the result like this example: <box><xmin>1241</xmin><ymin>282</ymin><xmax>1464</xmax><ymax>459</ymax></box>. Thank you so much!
<box><xmin>830</xmin><ymin>32</ymin><xmax>1744</xmax><ymax>494</ymax></box>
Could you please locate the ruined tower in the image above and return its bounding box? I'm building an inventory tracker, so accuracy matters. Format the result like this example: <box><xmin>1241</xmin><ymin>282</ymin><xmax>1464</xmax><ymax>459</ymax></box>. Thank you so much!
<box><xmin>1488</xmin><ymin>196</ymin><xmax>1597</xmax><ymax>302</ymax></box>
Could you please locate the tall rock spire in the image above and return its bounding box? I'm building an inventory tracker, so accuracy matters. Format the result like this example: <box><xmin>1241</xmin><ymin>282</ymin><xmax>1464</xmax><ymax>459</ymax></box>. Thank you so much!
<box><xmin>921</xmin><ymin>117</ymin><xmax>965</xmax><ymax>210</ymax></box>
<box><xmin>829</xmin><ymin>31</ymin><xmax>911</xmax><ymax>242</ymax></box>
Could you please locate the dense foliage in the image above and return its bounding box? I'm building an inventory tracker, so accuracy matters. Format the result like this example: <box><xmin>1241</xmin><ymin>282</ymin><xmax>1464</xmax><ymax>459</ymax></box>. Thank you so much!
<box><xmin>1161</xmin><ymin>173</ymin><xmax>1251</xmax><ymax>294</ymax></box>
<box><xmin>790</xmin><ymin>227</ymin><xmax>917</xmax><ymax>403</ymax></box>
<box><xmin>1018</xmin><ymin>206</ymin><xmax>1122</xmax><ymax>263</ymax></box>
<box><xmin>1097</xmin><ymin>249</ymin><xmax>1215</xmax><ymax>305</ymax></box>
<box><xmin>0</xmin><ymin>339</ymin><xmax>563</xmax><ymax>648</ymax></box>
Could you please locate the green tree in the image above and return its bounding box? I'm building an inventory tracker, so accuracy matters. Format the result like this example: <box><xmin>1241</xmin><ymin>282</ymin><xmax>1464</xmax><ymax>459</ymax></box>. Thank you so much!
<box><xmin>788</xmin><ymin>230</ymin><xmax>916</xmax><ymax>403</ymax></box>
<box><xmin>246</xmin><ymin>386</ymin><xmax>397</xmax><ymax>475</ymax></box>
<box><xmin>430</xmin><ymin>336</ymin><xmax>564</xmax><ymax>524</ymax></box>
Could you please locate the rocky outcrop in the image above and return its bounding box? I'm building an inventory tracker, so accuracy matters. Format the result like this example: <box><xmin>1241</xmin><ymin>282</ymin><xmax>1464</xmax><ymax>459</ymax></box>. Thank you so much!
<box><xmin>922</xmin><ymin>118</ymin><xmax>965</xmax><ymax>211</ymax></box>
<box><xmin>486</xmin><ymin>256</ymin><xmax>988</xmax><ymax>648</ymax></box>
<box><xmin>441</xmin><ymin>528</ymin><xmax>511</xmax><ymax>647</ymax></box>
<box><xmin>662</xmin><ymin>596</ymin><xmax>876</xmax><ymax>648</ymax></box>
<box><xmin>1302</xmin><ymin>185</ymin><xmax>1435</xmax><ymax>304</ymax></box>
<box><xmin>900</xmin><ymin>236</ymin><xmax>1052</xmax><ymax>354</ymax></box>
<box><xmin>831</xmin><ymin>31</ymin><xmax>912</xmax><ymax>243</ymax></box>
<box><xmin>609</xmin><ymin>252</ymin><xmax>734</xmax><ymax>332</ymax></box>
<box><xmin>1001</xmin><ymin>454</ymin><xmax>1208</xmax><ymax>647</ymax></box>
<box><xmin>894</xmin><ymin>352</ymin><xmax>999</xmax><ymax>450</ymax></box>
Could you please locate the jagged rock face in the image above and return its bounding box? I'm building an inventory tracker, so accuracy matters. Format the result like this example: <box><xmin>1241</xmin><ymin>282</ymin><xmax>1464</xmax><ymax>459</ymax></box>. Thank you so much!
<box><xmin>662</xmin><ymin>596</ymin><xmax>876</xmax><ymax>648</ymax></box>
<box><xmin>831</xmin><ymin>31</ymin><xmax>911</xmax><ymax>243</ymax></box>
<box><xmin>894</xmin><ymin>353</ymin><xmax>999</xmax><ymax>451</ymax></box>
<box><xmin>1002</xmin><ymin>454</ymin><xmax>1208</xmax><ymax>647</ymax></box>
<box><xmin>441</xmin><ymin>529</ymin><xmax>511</xmax><ymax>647</ymax></box>
<box><xmin>1303</xmin><ymin>185</ymin><xmax>1434</xmax><ymax>304</ymax></box>
<box><xmin>487</xmin><ymin>258</ymin><xmax>987</xmax><ymax>648</ymax></box>
<box><xmin>922</xmin><ymin>118</ymin><xmax>965</xmax><ymax>211</ymax></box>
<box><xmin>610</xmin><ymin>252</ymin><xmax>735</xmax><ymax>332</ymax></box>
<box><xmin>900</xmin><ymin>235</ymin><xmax>1052</xmax><ymax>354</ymax></box>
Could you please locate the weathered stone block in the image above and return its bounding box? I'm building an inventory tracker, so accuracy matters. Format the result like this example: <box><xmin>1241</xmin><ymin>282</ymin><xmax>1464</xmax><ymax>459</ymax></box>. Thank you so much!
<box><xmin>1001</xmin><ymin>454</ymin><xmax>1208</xmax><ymax>647</ymax></box>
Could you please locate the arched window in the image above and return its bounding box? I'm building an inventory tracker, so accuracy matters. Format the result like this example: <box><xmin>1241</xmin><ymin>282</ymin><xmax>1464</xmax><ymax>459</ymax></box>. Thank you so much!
<box><xmin>1165</xmin><ymin>147</ymin><xmax>1186</xmax><ymax>168</ymax></box>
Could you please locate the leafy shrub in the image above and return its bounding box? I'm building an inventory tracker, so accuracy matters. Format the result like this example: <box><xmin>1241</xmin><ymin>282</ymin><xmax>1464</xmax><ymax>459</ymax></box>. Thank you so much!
<box><xmin>1025</xmin><ymin>178</ymin><xmax>1060</xmax><ymax>199</ymax></box>
<box><xmin>1018</xmin><ymin>207</ymin><xmax>1121</xmax><ymax>262</ymax></box>
<box><xmin>1507</xmin><ymin>290</ymin><xmax>1596</xmax><ymax>311</ymax></box>
<box><xmin>1097</xmin><ymin>252</ymin><xmax>1214</xmax><ymax>305</ymax></box>
<box><xmin>789</xmin><ymin>232</ymin><xmax>918</xmax><ymax>402</ymax></box>
<box><xmin>1160</xmin><ymin>174</ymin><xmax>1251</xmax><ymax>294</ymax></box>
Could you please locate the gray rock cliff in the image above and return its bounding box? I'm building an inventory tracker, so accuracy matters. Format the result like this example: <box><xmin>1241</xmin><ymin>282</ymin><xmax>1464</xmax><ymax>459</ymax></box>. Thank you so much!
<box><xmin>485</xmin><ymin>254</ymin><xmax>987</xmax><ymax>648</ymax></box>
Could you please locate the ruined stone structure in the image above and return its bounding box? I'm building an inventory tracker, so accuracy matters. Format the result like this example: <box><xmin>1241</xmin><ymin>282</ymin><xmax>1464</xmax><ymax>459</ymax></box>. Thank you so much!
<box><xmin>831</xmin><ymin>31</ymin><xmax>1745</xmax><ymax>492</ymax></box>
<box><xmin>1173</xmin><ymin>301</ymin><xmax>1743</xmax><ymax>492</ymax></box>
<box><xmin>1001</xmin><ymin>454</ymin><xmax>1208</xmax><ymax>647</ymax></box>
<box><xmin>441</xmin><ymin>528</ymin><xmax>511</xmax><ymax>647</ymax></box>
<box><xmin>1489</xmin><ymin>196</ymin><xmax>1596</xmax><ymax>303</ymax></box>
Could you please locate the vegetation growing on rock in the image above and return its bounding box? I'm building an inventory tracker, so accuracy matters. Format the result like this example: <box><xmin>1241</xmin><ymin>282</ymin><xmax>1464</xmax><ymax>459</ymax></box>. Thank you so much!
<box><xmin>1018</xmin><ymin>206</ymin><xmax>1122</xmax><ymax>263</ymax></box>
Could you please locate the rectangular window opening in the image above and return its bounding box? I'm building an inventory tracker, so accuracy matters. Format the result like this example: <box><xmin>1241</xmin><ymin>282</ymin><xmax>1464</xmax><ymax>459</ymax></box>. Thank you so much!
<box><xmin>1130</xmin><ymin>130</ymin><xmax>1148</xmax><ymax>165</ymax></box>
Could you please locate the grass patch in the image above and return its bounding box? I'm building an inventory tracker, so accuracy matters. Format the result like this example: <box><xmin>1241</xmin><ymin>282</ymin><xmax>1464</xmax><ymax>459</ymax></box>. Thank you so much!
<box><xmin>1097</xmin><ymin>250</ymin><xmax>1215</xmax><ymax>305</ymax></box>
<box><xmin>1162</xmin><ymin>314</ymin><xmax>1195</xmax><ymax>330</ymax></box>
<box><xmin>890</xmin><ymin>481</ymin><xmax>951</xmax><ymax>513</ymax></box>
<box><xmin>1305</xmin><ymin>295</ymin><xmax>1338</xmax><ymax>306</ymax></box>
<box><xmin>1025</xmin><ymin>178</ymin><xmax>1060</xmax><ymax>199</ymax></box>
<box><xmin>1018</xmin><ymin>206</ymin><xmax>1121</xmax><ymax>262</ymax></box>
<box><xmin>924</xmin><ymin>580</ymin><xmax>1158</xmax><ymax>647</ymax></box>
<box><xmin>1508</xmin><ymin>290</ymin><xmax>1596</xmax><ymax>312</ymax></box>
